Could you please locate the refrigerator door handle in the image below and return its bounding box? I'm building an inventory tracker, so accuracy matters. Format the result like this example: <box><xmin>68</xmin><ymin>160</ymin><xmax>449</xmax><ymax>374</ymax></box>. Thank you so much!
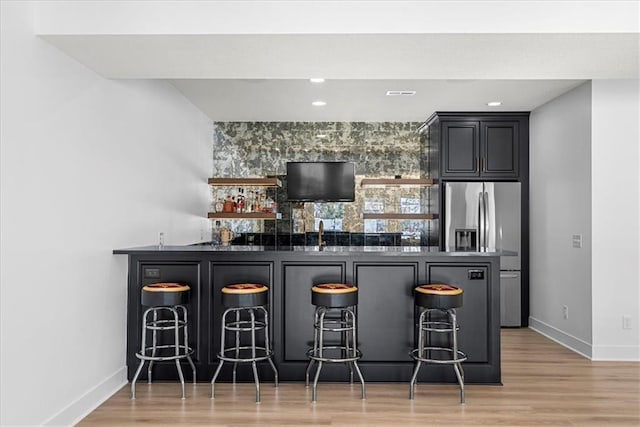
<box><xmin>478</xmin><ymin>191</ymin><xmax>484</xmax><ymax>251</ymax></box>
<box><xmin>484</xmin><ymin>191</ymin><xmax>489</xmax><ymax>250</ymax></box>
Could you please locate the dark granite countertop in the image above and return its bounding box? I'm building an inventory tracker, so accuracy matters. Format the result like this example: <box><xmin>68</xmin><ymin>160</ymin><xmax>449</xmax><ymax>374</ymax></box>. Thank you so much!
<box><xmin>114</xmin><ymin>243</ymin><xmax>515</xmax><ymax>256</ymax></box>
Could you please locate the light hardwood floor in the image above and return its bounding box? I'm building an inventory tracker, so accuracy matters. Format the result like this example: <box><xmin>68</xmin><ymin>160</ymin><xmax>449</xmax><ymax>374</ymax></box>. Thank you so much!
<box><xmin>79</xmin><ymin>329</ymin><xmax>640</xmax><ymax>426</ymax></box>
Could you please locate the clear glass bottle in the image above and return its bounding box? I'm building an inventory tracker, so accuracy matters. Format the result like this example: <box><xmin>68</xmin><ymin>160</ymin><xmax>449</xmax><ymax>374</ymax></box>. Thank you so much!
<box><xmin>211</xmin><ymin>221</ymin><xmax>222</xmax><ymax>245</ymax></box>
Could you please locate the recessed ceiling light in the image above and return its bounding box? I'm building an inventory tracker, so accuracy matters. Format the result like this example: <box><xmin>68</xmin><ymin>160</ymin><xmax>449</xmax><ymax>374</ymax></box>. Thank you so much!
<box><xmin>487</xmin><ymin>101</ymin><xmax>502</xmax><ymax>106</ymax></box>
<box><xmin>312</xmin><ymin>101</ymin><xmax>327</xmax><ymax>107</ymax></box>
<box><xmin>310</xmin><ymin>78</ymin><xmax>325</xmax><ymax>83</ymax></box>
<box><xmin>386</xmin><ymin>90</ymin><xmax>416</xmax><ymax>96</ymax></box>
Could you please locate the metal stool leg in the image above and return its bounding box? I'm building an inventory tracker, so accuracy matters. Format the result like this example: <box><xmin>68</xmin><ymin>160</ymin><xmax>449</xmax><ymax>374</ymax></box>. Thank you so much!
<box><xmin>305</xmin><ymin>307</ymin><xmax>320</xmax><ymax>387</ymax></box>
<box><xmin>249</xmin><ymin>309</ymin><xmax>261</xmax><ymax>403</ymax></box>
<box><xmin>211</xmin><ymin>308</ymin><xmax>230</xmax><ymax>399</ymax></box>
<box><xmin>232</xmin><ymin>309</ymin><xmax>240</xmax><ymax>384</ymax></box>
<box><xmin>170</xmin><ymin>307</ymin><xmax>186</xmax><ymax>399</ymax></box>
<box><xmin>147</xmin><ymin>308</ymin><xmax>158</xmax><ymax>383</ymax></box>
<box><xmin>348</xmin><ymin>308</ymin><xmax>365</xmax><ymax>399</ymax></box>
<box><xmin>450</xmin><ymin>309</ymin><xmax>465</xmax><ymax>404</ymax></box>
<box><xmin>311</xmin><ymin>309</ymin><xmax>327</xmax><ymax>402</ymax></box>
<box><xmin>260</xmin><ymin>306</ymin><xmax>278</xmax><ymax>387</ymax></box>
<box><xmin>178</xmin><ymin>305</ymin><xmax>197</xmax><ymax>383</ymax></box>
<box><xmin>409</xmin><ymin>310</ymin><xmax>427</xmax><ymax>399</ymax></box>
<box><xmin>131</xmin><ymin>307</ymin><xmax>153</xmax><ymax>399</ymax></box>
<box><xmin>409</xmin><ymin>360</ymin><xmax>422</xmax><ymax>400</ymax></box>
<box><xmin>311</xmin><ymin>361</ymin><xmax>323</xmax><ymax>403</ymax></box>
<box><xmin>344</xmin><ymin>311</ymin><xmax>354</xmax><ymax>384</ymax></box>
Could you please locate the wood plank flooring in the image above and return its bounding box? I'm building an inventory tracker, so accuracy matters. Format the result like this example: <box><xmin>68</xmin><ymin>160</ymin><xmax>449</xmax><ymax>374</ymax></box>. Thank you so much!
<box><xmin>79</xmin><ymin>329</ymin><xmax>640</xmax><ymax>426</ymax></box>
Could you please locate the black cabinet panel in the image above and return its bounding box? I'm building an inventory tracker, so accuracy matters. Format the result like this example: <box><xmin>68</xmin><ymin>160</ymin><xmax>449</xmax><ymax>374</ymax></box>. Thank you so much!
<box><xmin>124</xmin><ymin>252</ymin><xmax>501</xmax><ymax>384</ymax></box>
<box><xmin>281</xmin><ymin>262</ymin><xmax>345</xmax><ymax>361</ymax></box>
<box><xmin>482</xmin><ymin>121</ymin><xmax>519</xmax><ymax>177</ymax></box>
<box><xmin>128</xmin><ymin>261</ymin><xmax>202</xmax><ymax>380</ymax></box>
<box><xmin>208</xmin><ymin>262</ymin><xmax>274</xmax><ymax>365</ymax></box>
<box><xmin>426</xmin><ymin>264</ymin><xmax>489</xmax><ymax>363</ymax></box>
<box><xmin>442</xmin><ymin>121</ymin><xmax>479</xmax><ymax>177</ymax></box>
<box><xmin>432</xmin><ymin>113</ymin><xmax>527</xmax><ymax>180</ymax></box>
<box><xmin>355</xmin><ymin>263</ymin><xmax>418</xmax><ymax>362</ymax></box>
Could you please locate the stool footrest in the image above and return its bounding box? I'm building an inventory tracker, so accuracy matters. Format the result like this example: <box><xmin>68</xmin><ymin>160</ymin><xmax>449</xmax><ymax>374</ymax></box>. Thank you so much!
<box><xmin>410</xmin><ymin>347</ymin><xmax>467</xmax><ymax>364</ymax></box>
<box><xmin>418</xmin><ymin>320</ymin><xmax>460</xmax><ymax>333</ymax></box>
<box><xmin>136</xmin><ymin>344</ymin><xmax>194</xmax><ymax>362</ymax></box>
<box><xmin>145</xmin><ymin>319</ymin><xmax>188</xmax><ymax>331</ymax></box>
<box><xmin>307</xmin><ymin>346</ymin><xmax>362</xmax><ymax>363</ymax></box>
<box><xmin>218</xmin><ymin>346</ymin><xmax>274</xmax><ymax>363</ymax></box>
<box><xmin>224</xmin><ymin>320</ymin><xmax>267</xmax><ymax>332</ymax></box>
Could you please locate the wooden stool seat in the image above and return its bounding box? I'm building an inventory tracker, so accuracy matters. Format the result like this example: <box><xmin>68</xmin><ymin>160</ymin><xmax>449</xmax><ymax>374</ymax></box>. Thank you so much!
<box><xmin>312</xmin><ymin>283</ymin><xmax>358</xmax><ymax>307</ymax></box>
<box><xmin>222</xmin><ymin>284</ymin><xmax>269</xmax><ymax>307</ymax></box>
<box><xmin>141</xmin><ymin>283</ymin><xmax>190</xmax><ymax>307</ymax></box>
<box><xmin>414</xmin><ymin>284</ymin><xmax>463</xmax><ymax>309</ymax></box>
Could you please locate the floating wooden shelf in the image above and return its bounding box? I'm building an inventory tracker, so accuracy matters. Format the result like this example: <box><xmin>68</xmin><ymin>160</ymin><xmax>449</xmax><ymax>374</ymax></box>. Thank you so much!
<box><xmin>208</xmin><ymin>177</ymin><xmax>281</xmax><ymax>187</ymax></box>
<box><xmin>208</xmin><ymin>212</ymin><xmax>281</xmax><ymax>220</ymax></box>
<box><xmin>362</xmin><ymin>213</ymin><xmax>439</xmax><ymax>220</ymax></box>
<box><xmin>360</xmin><ymin>178</ymin><xmax>437</xmax><ymax>187</ymax></box>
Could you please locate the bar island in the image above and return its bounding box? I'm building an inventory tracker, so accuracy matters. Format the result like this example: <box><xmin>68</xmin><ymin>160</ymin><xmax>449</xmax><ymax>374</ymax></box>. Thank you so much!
<box><xmin>114</xmin><ymin>245</ymin><xmax>504</xmax><ymax>385</ymax></box>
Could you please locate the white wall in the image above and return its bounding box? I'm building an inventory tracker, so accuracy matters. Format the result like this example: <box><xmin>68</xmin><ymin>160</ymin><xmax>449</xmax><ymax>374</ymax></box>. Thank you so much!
<box><xmin>529</xmin><ymin>82</ymin><xmax>593</xmax><ymax>356</ymax></box>
<box><xmin>530</xmin><ymin>79</ymin><xmax>640</xmax><ymax>361</ymax></box>
<box><xmin>0</xmin><ymin>2</ymin><xmax>212</xmax><ymax>425</ymax></box>
<box><xmin>591</xmin><ymin>79</ymin><xmax>640</xmax><ymax>361</ymax></box>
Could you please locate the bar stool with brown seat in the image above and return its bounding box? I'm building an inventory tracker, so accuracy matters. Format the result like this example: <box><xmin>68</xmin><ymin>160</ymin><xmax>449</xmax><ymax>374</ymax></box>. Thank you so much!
<box><xmin>210</xmin><ymin>283</ymin><xmax>278</xmax><ymax>403</ymax></box>
<box><xmin>409</xmin><ymin>284</ymin><xmax>467</xmax><ymax>403</ymax></box>
<box><xmin>305</xmin><ymin>283</ymin><xmax>366</xmax><ymax>402</ymax></box>
<box><xmin>131</xmin><ymin>282</ymin><xmax>196</xmax><ymax>399</ymax></box>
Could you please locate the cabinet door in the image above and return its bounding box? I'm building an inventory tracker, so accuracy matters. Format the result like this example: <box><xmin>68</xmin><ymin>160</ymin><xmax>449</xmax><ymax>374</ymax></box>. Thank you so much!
<box><xmin>441</xmin><ymin>121</ymin><xmax>480</xmax><ymax>178</ymax></box>
<box><xmin>209</xmin><ymin>261</ymin><xmax>274</xmax><ymax>380</ymax></box>
<box><xmin>128</xmin><ymin>262</ymin><xmax>202</xmax><ymax>381</ymax></box>
<box><xmin>281</xmin><ymin>262</ymin><xmax>345</xmax><ymax>361</ymax></box>
<box><xmin>481</xmin><ymin>121</ymin><xmax>519</xmax><ymax>178</ymax></box>
<box><xmin>426</xmin><ymin>264</ymin><xmax>489</xmax><ymax>363</ymax></box>
<box><xmin>354</xmin><ymin>262</ymin><xmax>418</xmax><ymax>362</ymax></box>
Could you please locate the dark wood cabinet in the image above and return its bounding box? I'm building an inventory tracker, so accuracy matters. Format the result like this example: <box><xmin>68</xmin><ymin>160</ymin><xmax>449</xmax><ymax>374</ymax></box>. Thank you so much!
<box><xmin>430</xmin><ymin>113</ymin><xmax>527</xmax><ymax>180</ymax></box>
<box><xmin>121</xmin><ymin>250</ymin><xmax>502</xmax><ymax>384</ymax></box>
<box><xmin>481</xmin><ymin>120</ymin><xmax>519</xmax><ymax>178</ymax></box>
<box><xmin>441</xmin><ymin>121</ymin><xmax>480</xmax><ymax>177</ymax></box>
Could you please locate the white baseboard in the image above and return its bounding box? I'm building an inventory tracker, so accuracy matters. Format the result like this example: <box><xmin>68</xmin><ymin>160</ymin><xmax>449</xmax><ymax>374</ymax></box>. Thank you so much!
<box><xmin>528</xmin><ymin>317</ymin><xmax>593</xmax><ymax>359</ymax></box>
<box><xmin>43</xmin><ymin>367</ymin><xmax>127</xmax><ymax>426</ymax></box>
<box><xmin>591</xmin><ymin>344</ymin><xmax>640</xmax><ymax>361</ymax></box>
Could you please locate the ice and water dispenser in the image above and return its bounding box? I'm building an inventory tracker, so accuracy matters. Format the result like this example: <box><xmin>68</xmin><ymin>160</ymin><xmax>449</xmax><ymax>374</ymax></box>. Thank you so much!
<box><xmin>455</xmin><ymin>229</ymin><xmax>477</xmax><ymax>251</ymax></box>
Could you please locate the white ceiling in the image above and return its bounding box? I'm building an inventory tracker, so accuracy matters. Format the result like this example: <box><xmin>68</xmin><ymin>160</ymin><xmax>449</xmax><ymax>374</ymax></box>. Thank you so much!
<box><xmin>36</xmin><ymin>1</ymin><xmax>639</xmax><ymax>122</ymax></box>
<box><xmin>169</xmin><ymin>79</ymin><xmax>586</xmax><ymax>122</ymax></box>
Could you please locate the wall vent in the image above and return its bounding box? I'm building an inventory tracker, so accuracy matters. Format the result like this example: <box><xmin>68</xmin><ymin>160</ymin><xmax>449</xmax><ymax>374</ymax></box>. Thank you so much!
<box><xmin>386</xmin><ymin>90</ymin><xmax>416</xmax><ymax>96</ymax></box>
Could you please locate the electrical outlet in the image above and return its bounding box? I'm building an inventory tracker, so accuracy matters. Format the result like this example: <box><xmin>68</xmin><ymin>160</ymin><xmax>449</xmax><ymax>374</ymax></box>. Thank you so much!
<box><xmin>562</xmin><ymin>305</ymin><xmax>569</xmax><ymax>320</ymax></box>
<box><xmin>572</xmin><ymin>234</ymin><xmax>582</xmax><ymax>248</ymax></box>
<box><xmin>622</xmin><ymin>316</ymin><xmax>632</xmax><ymax>330</ymax></box>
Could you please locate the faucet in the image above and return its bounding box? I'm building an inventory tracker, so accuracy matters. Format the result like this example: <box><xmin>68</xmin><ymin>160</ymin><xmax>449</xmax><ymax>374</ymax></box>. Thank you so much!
<box><xmin>318</xmin><ymin>220</ymin><xmax>326</xmax><ymax>248</ymax></box>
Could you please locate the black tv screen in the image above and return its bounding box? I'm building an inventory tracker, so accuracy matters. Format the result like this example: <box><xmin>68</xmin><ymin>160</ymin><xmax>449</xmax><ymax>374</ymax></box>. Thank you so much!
<box><xmin>286</xmin><ymin>162</ymin><xmax>355</xmax><ymax>202</ymax></box>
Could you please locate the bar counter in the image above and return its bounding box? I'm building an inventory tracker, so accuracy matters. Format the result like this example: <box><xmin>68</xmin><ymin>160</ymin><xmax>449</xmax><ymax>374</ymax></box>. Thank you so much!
<box><xmin>115</xmin><ymin>244</ymin><xmax>504</xmax><ymax>384</ymax></box>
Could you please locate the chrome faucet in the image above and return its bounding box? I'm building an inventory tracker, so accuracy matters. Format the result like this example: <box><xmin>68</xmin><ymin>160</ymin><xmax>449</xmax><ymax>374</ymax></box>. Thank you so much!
<box><xmin>318</xmin><ymin>220</ymin><xmax>326</xmax><ymax>248</ymax></box>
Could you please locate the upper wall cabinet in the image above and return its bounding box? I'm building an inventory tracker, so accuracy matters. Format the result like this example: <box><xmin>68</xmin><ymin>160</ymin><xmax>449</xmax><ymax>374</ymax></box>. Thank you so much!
<box><xmin>425</xmin><ymin>113</ymin><xmax>529</xmax><ymax>180</ymax></box>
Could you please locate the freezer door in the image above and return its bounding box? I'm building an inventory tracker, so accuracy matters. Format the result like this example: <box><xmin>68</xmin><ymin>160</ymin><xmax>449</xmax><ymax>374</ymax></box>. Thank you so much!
<box><xmin>444</xmin><ymin>182</ymin><xmax>484</xmax><ymax>251</ymax></box>
<box><xmin>484</xmin><ymin>182</ymin><xmax>521</xmax><ymax>270</ymax></box>
<box><xmin>500</xmin><ymin>271</ymin><xmax>521</xmax><ymax>327</ymax></box>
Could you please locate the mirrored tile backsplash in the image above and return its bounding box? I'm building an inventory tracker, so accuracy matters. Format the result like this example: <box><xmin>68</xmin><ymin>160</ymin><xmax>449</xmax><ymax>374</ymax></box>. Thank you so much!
<box><xmin>211</xmin><ymin>122</ymin><xmax>439</xmax><ymax>247</ymax></box>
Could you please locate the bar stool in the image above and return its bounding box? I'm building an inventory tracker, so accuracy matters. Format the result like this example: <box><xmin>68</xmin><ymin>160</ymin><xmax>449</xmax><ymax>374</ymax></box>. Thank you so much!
<box><xmin>210</xmin><ymin>283</ymin><xmax>278</xmax><ymax>403</ymax></box>
<box><xmin>131</xmin><ymin>283</ymin><xmax>196</xmax><ymax>399</ymax></box>
<box><xmin>305</xmin><ymin>283</ymin><xmax>366</xmax><ymax>402</ymax></box>
<box><xmin>409</xmin><ymin>284</ymin><xmax>467</xmax><ymax>403</ymax></box>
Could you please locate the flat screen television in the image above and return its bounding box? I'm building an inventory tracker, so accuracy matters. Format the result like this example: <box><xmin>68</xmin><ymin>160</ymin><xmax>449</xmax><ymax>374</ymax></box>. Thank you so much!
<box><xmin>286</xmin><ymin>161</ymin><xmax>355</xmax><ymax>202</ymax></box>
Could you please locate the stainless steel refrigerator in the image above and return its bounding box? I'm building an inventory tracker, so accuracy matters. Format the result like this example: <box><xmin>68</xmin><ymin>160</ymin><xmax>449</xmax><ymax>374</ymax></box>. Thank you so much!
<box><xmin>444</xmin><ymin>182</ymin><xmax>521</xmax><ymax>327</ymax></box>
